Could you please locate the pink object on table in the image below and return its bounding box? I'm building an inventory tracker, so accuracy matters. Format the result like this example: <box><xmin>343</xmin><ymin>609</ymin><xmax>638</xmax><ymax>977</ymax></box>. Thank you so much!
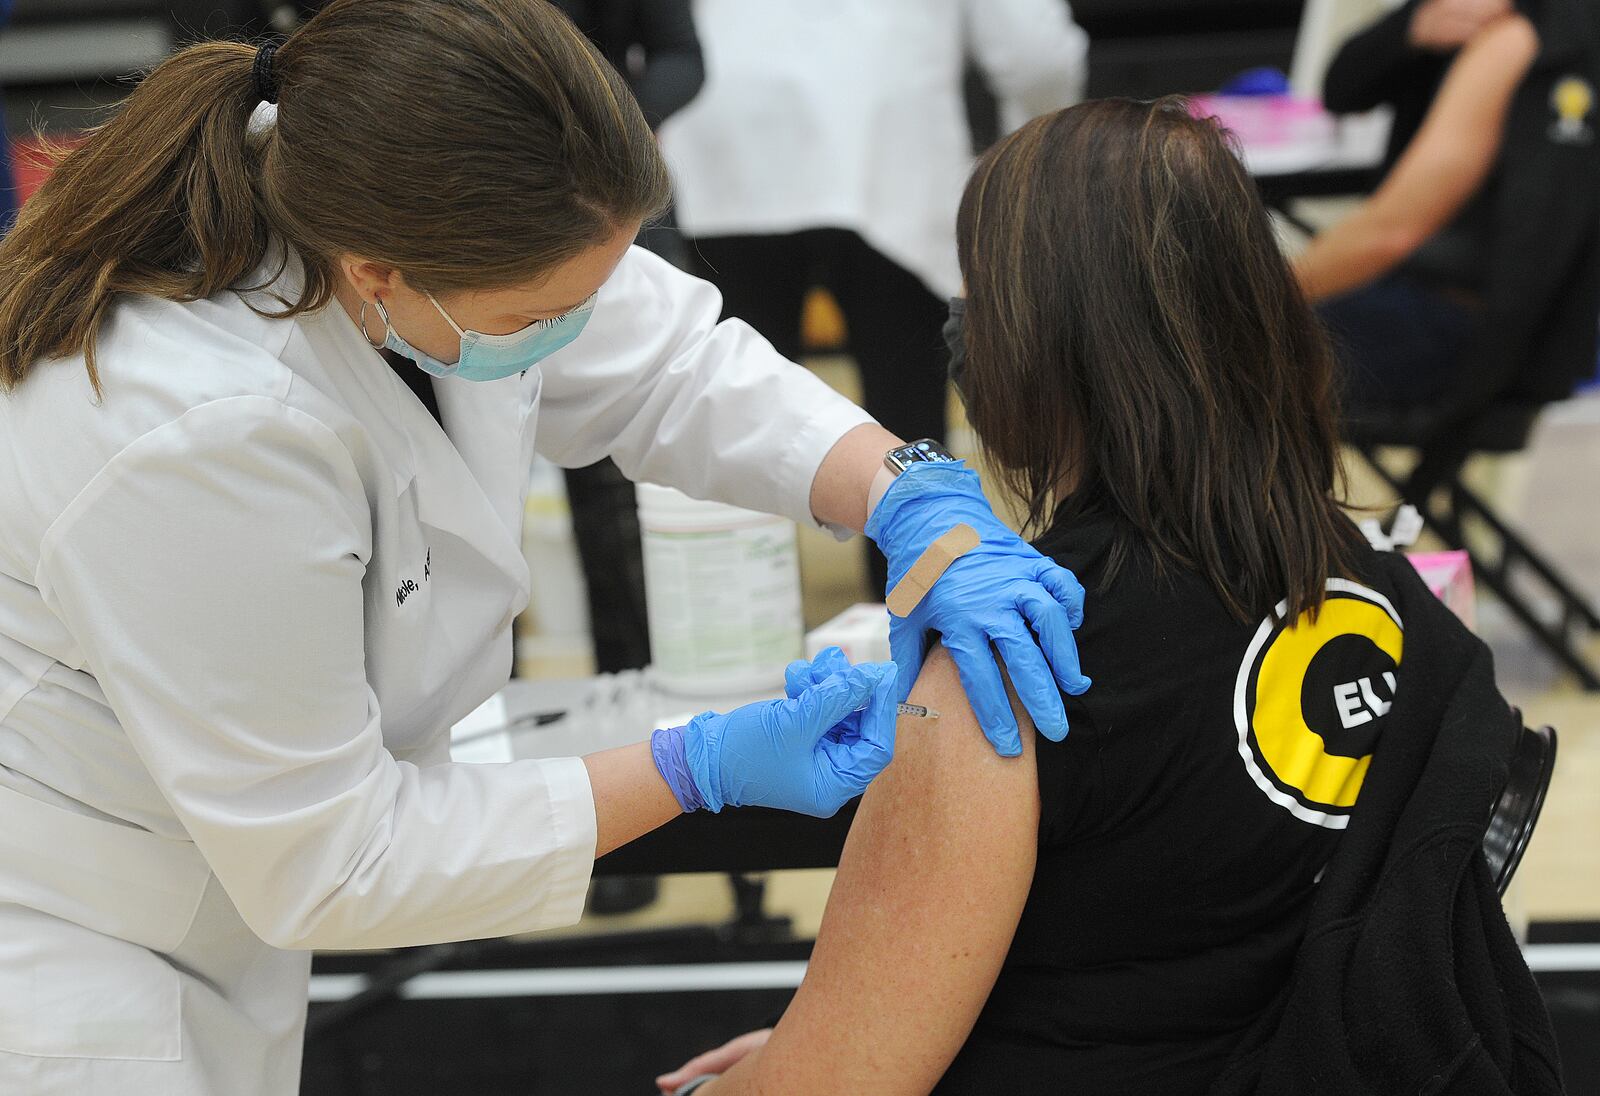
<box><xmin>1407</xmin><ymin>550</ymin><xmax>1477</xmax><ymax>630</ymax></box>
<box><xmin>1188</xmin><ymin>93</ymin><xmax>1336</xmax><ymax>149</ymax></box>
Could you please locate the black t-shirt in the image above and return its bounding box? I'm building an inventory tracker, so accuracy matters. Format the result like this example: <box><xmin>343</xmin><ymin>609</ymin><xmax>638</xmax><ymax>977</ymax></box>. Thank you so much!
<box><xmin>936</xmin><ymin>510</ymin><xmax>1407</xmax><ymax>1095</ymax></box>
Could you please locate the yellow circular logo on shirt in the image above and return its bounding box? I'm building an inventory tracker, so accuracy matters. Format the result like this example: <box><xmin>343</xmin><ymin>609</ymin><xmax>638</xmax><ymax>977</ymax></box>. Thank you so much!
<box><xmin>1551</xmin><ymin>76</ymin><xmax>1596</xmax><ymax>144</ymax></box>
<box><xmin>1234</xmin><ymin>580</ymin><xmax>1403</xmax><ymax>829</ymax></box>
<box><xmin>1555</xmin><ymin>76</ymin><xmax>1594</xmax><ymax>123</ymax></box>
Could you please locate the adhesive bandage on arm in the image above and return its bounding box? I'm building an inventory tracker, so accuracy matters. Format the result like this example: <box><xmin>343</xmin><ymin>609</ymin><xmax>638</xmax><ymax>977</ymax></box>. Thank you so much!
<box><xmin>884</xmin><ymin>523</ymin><xmax>981</xmax><ymax>618</ymax></box>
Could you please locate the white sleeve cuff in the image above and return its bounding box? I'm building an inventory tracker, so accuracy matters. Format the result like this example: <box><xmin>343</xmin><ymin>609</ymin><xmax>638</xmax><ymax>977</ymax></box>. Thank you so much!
<box><xmin>527</xmin><ymin>755</ymin><xmax>599</xmax><ymax>929</ymax></box>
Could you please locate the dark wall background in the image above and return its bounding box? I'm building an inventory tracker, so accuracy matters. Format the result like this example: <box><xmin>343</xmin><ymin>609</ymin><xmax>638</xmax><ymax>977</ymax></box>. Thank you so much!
<box><xmin>1</xmin><ymin>0</ymin><xmax>1306</xmax><ymax>135</ymax></box>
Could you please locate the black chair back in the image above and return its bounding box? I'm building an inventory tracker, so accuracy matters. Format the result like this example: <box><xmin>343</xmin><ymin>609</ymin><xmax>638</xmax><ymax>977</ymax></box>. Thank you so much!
<box><xmin>1484</xmin><ymin>724</ymin><xmax>1557</xmax><ymax>896</ymax></box>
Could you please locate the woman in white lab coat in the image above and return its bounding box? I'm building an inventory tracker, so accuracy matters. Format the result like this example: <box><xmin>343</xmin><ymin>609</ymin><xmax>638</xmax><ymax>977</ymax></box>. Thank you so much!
<box><xmin>0</xmin><ymin>2</ymin><xmax>1088</xmax><ymax>1093</ymax></box>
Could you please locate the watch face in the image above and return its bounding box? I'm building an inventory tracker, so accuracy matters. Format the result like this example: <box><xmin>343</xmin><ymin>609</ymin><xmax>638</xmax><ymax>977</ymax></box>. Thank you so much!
<box><xmin>888</xmin><ymin>438</ymin><xmax>956</xmax><ymax>472</ymax></box>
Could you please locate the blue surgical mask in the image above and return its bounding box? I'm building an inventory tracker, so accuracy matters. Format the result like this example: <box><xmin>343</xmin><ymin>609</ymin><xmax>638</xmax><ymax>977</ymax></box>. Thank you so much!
<box><xmin>364</xmin><ymin>290</ymin><xmax>596</xmax><ymax>382</ymax></box>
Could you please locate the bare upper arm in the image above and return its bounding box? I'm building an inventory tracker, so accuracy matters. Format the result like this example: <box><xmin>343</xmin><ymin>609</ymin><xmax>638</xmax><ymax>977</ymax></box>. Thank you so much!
<box><xmin>1366</xmin><ymin>13</ymin><xmax>1541</xmax><ymax>251</ymax></box>
<box><xmin>713</xmin><ymin>647</ymin><xmax>1041</xmax><ymax>1095</ymax></box>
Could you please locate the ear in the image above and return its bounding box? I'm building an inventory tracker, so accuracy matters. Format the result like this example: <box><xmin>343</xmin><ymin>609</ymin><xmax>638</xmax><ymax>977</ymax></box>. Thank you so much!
<box><xmin>338</xmin><ymin>255</ymin><xmax>407</xmax><ymax>303</ymax></box>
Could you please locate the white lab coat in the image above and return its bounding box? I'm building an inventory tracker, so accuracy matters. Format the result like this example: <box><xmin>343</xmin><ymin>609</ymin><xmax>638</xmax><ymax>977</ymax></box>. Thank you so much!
<box><xmin>0</xmin><ymin>245</ymin><xmax>871</xmax><ymax>1094</ymax></box>
<box><xmin>659</xmin><ymin>0</ymin><xmax>1089</xmax><ymax>298</ymax></box>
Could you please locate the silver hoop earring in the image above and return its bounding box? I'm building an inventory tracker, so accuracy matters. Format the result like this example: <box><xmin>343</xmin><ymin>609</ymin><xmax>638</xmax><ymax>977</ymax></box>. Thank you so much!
<box><xmin>358</xmin><ymin>300</ymin><xmax>387</xmax><ymax>349</ymax></box>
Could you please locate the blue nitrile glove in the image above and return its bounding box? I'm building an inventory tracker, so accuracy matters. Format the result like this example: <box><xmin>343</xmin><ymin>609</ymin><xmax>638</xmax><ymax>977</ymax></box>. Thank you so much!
<box><xmin>785</xmin><ymin>645</ymin><xmax>858</xmax><ymax>712</ymax></box>
<box><xmin>650</xmin><ymin>660</ymin><xmax>898</xmax><ymax>818</ymax></box>
<box><xmin>865</xmin><ymin>460</ymin><xmax>1090</xmax><ymax>757</ymax></box>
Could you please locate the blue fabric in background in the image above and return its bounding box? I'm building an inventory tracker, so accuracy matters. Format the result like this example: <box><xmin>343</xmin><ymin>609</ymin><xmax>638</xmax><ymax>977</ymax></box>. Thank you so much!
<box><xmin>1582</xmin><ymin>355</ymin><xmax>1600</xmax><ymax>392</ymax></box>
<box><xmin>1217</xmin><ymin>66</ymin><xmax>1290</xmax><ymax>96</ymax></box>
<box><xmin>0</xmin><ymin>103</ymin><xmax>15</xmax><ymax>235</ymax></box>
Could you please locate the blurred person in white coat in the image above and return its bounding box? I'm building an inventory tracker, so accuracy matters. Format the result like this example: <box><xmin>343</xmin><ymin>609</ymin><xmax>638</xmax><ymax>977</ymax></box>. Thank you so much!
<box><xmin>660</xmin><ymin>0</ymin><xmax>1089</xmax><ymax>592</ymax></box>
<box><xmin>0</xmin><ymin>2</ymin><xmax>1093</xmax><ymax>1093</ymax></box>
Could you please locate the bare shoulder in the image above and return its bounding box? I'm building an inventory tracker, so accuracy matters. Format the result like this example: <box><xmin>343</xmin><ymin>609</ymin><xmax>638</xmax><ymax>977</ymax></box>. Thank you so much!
<box><xmin>870</xmin><ymin>644</ymin><xmax>1040</xmax><ymax>819</ymax></box>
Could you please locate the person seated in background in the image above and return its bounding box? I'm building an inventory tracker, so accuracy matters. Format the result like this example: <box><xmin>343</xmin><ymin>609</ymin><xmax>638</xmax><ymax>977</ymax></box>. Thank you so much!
<box><xmin>1295</xmin><ymin>0</ymin><xmax>1600</xmax><ymax>413</ymax></box>
<box><xmin>656</xmin><ymin>98</ymin><xmax>1557</xmax><ymax>1096</ymax></box>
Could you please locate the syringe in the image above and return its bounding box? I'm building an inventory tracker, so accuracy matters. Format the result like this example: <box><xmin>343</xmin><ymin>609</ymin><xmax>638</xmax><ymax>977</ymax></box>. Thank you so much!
<box><xmin>897</xmin><ymin>703</ymin><xmax>939</xmax><ymax>720</ymax></box>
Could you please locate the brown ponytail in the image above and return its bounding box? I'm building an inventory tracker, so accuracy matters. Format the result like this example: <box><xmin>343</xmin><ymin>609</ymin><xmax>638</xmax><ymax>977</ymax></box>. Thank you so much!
<box><xmin>0</xmin><ymin>42</ymin><xmax>267</xmax><ymax>393</ymax></box>
<box><xmin>0</xmin><ymin>0</ymin><xmax>671</xmax><ymax>395</ymax></box>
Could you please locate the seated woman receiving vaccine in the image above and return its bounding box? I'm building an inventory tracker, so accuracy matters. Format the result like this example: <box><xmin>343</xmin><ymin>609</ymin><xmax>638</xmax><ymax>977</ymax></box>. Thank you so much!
<box><xmin>657</xmin><ymin>98</ymin><xmax>1541</xmax><ymax>1096</ymax></box>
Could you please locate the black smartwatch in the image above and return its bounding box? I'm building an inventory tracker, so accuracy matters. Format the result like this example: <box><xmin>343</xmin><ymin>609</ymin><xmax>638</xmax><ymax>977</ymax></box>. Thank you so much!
<box><xmin>884</xmin><ymin>438</ymin><xmax>958</xmax><ymax>475</ymax></box>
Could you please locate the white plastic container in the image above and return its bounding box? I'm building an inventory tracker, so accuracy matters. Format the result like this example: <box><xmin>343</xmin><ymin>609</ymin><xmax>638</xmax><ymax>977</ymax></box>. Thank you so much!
<box><xmin>805</xmin><ymin>602</ymin><xmax>891</xmax><ymax>665</ymax></box>
<box><xmin>637</xmin><ymin>483</ymin><xmax>803</xmax><ymax>696</ymax></box>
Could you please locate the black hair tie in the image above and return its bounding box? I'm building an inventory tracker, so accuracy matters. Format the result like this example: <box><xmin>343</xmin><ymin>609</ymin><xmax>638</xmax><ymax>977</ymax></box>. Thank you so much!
<box><xmin>252</xmin><ymin>43</ymin><xmax>281</xmax><ymax>105</ymax></box>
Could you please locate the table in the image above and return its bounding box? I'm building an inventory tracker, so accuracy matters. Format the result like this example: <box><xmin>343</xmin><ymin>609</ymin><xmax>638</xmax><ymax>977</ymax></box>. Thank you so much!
<box><xmin>306</xmin><ymin>677</ymin><xmax>853</xmax><ymax>1040</ymax></box>
<box><xmin>1241</xmin><ymin>107</ymin><xmax>1391</xmax><ymax>184</ymax></box>
<box><xmin>1213</xmin><ymin>97</ymin><xmax>1392</xmax><ymax>216</ymax></box>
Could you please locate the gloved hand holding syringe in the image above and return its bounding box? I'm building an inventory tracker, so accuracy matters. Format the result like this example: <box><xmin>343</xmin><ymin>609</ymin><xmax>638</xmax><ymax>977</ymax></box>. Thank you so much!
<box><xmin>792</xmin><ymin>646</ymin><xmax>937</xmax><ymax>719</ymax></box>
<box><xmin>650</xmin><ymin>647</ymin><xmax>912</xmax><ymax>819</ymax></box>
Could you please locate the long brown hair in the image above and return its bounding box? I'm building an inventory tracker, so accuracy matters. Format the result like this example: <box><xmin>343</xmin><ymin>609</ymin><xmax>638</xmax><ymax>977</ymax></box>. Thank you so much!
<box><xmin>0</xmin><ymin>0</ymin><xmax>670</xmax><ymax>395</ymax></box>
<box><xmin>954</xmin><ymin>97</ymin><xmax>1354</xmax><ymax>623</ymax></box>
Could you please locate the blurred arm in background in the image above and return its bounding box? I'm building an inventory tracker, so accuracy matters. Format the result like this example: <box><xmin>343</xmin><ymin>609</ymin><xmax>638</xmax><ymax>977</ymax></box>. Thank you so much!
<box><xmin>1295</xmin><ymin>12</ymin><xmax>1538</xmax><ymax>302</ymax></box>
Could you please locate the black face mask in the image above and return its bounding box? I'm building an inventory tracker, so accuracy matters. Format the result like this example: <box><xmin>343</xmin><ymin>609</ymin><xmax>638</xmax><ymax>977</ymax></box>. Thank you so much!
<box><xmin>942</xmin><ymin>296</ymin><xmax>968</xmax><ymax>403</ymax></box>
